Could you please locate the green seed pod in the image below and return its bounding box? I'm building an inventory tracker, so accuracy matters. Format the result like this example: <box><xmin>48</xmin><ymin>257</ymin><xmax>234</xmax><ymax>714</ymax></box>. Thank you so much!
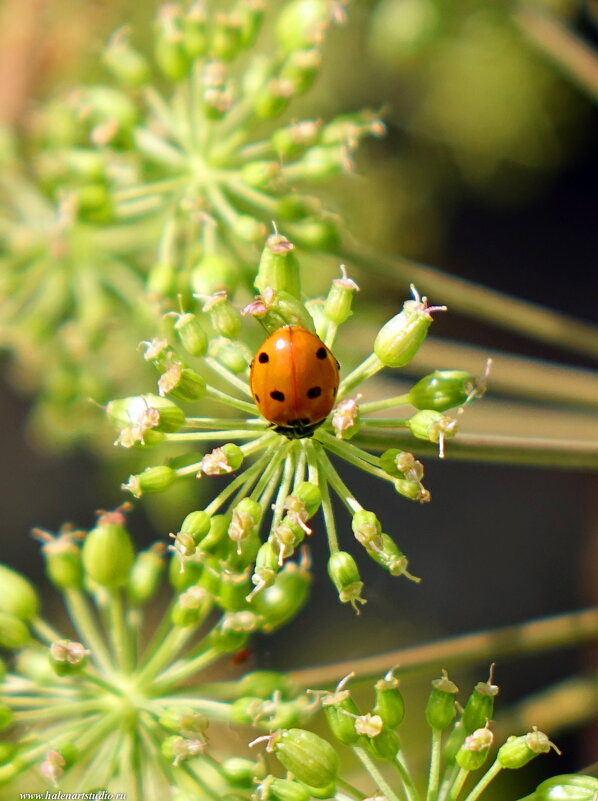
<box><xmin>280</xmin><ymin>48</ymin><xmax>321</xmax><ymax>94</ymax></box>
<box><xmin>407</xmin><ymin>370</ymin><xmax>478</xmax><ymax>412</ymax></box>
<box><xmin>199</xmin><ymin>514</ymin><xmax>230</xmax><ymax>554</ymax></box>
<box><xmin>202</xmin><ymin>293</ymin><xmax>241</xmax><ymax>339</ymax></box>
<box><xmin>276</xmin><ymin>0</ymin><xmax>330</xmax><ymax>52</ymax></box>
<box><xmin>172</xmin><ymin>586</ymin><xmax>211</xmax><ymax>627</ymax></box>
<box><xmin>271</xmin><ymin>120</ymin><xmax>320</xmax><ymax>160</ymax></box>
<box><xmin>128</xmin><ymin>544</ymin><xmax>165</xmax><ymax>605</ymax></box>
<box><xmin>352</xmin><ymin>510</ymin><xmax>382</xmax><ymax>549</ymax></box>
<box><xmin>15</xmin><ymin>648</ymin><xmax>55</xmax><ymax>683</ymax></box>
<box><xmin>0</xmin><ymin>741</ymin><xmax>16</xmax><ymax>765</ymax></box>
<box><xmin>0</xmin><ymin>564</ymin><xmax>39</xmax><ymax>620</ymax></box>
<box><xmin>406</xmin><ymin>410</ymin><xmax>458</xmax><ymax>448</ymax></box>
<box><xmin>228</xmin><ymin>498</ymin><xmax>263</xmax><ymax>550</ymax></box>
<box><xmin>293</xmin><ymin>482</ymin><xmax>321</xmax><ymax>517</ymax></box>
<box><xmin>199</xmin><ymin>443</ymin><xmax>244</xmax><ymax>477</ymax></box>
<box><xmin>394</xmin><ymin>478</ymin><xmax>431</xmax><ymax>504</ymax></box>
<box><xmin>425</xmin><ymin>672</ymin><xmax>459</xmax><ymax>731</ymax></box>
<box><xmin>365</xmin><ymin>532</ymin><xmax>417</xmax><ymax>580</ymax></box>
<box><xmin>239</xmin><ymin>670</ymin><xmax>294</xmax><ymax>699</ymax></box>
<box><xmin>462</xmin><ymin>674</ymin><xmax>499</xmax><ymax>735</ymax></box>
<box><xmin>49</xmin><ymin>639</ymin><xmax>89</xmax><ymax>677</ymax></box>
<box><xmin>102</xmin><ymin>28</ymin><xmax>150</xmax><ymax>86</ymax></box>
<box><xmin>241</xmin><ymin>159</ymin><xmax>280</xmax><ymax>189</ymax></box>
<box><xmin>295</xmin><ymin>217</ymin><xmax>341</xmax><ymax>251</ymax></box>
<box><xmin>180</xmin><ymin>511</ymin><xmax>212</xmax><ymax>544</ymax></box>
<box><xmin>211</xmin><ymin>12</ymin><xmax>243</xmax><ymax>61</ymax></box>
<box><xmin>81</xmin><ymin>509</ymin><xmax>135</xmax><ymax>590</ymax></box>
<box><xmin>530</xmin><ymin>774</ymin><xmax>598</xmax><ymax>801</ymax></box>
<box><xmin>191</xmin><ymin>253</ymin><xmax>238</xmax><ymax>295</ymax></box>
<box><xmin>211</xmin><ymin>610</ymin><xmax>259</xmax><ymax>651</ymax></box>
<box><xmin>221</xmin><ymin>756</ymin><xmax>265</xmax><ymax>787</ymax></box>
<box><xmin>253</xmin><ymin>78</ymin><xmax>294</xmax><ymax>119</ymax></box>
<box><xmin>183</xmin><ymin>1</ymin><xmax>208</xmax><ymax>57</ymax></box>
<box><xmin>219</xmin><ymin>570</ymin><xmax>252</xmax><ymax>611</ymax></box>
<box><xmin>268</xmin><ymin>777</ymin><xmax>311</xmax><ymax>801</ymax></box>
<box><xmin>362</xmin><ymin>723</ymin><xmax>400</xmax><ymax>761</ymax></box>
<box><xmin>158</xmin><ymin>364</ymin><xmax>207</xmax><ymax>402</ymax></box>
<box><xmin>455</xmin><ymin>727</ymin><xmax>493</xmax><ymax>772</ymax></box>
<box><xmin>322</xmin><ymin>682</ymin><xmax>361</xmax><ymax>745</ymax></box>
<box><xmin>293</xmin><ymin>145</ymin><xmax>347</xmax><ymax>181</ymax></box>
<box><xmin>159</xmin><ymin>706</ymin><xmax>208</xmax><ymax>737</ymax></box>
<box><xmin>324</xmin><ymin>266</ymin><xmax>359</xmax><ymax>326</ymax></box>
<box><xmin>169</xmin><ymin>553</ymin><xmax>203</xmax><ymax>591</ymax></box>
<box><xmin>148</xmin><ymin>260</ymin><xmax>178</xmax><ymax>298</ymax></box>
<box><xmin>155</xmin><ymin>4</ymin><xmax>190</xmax><ymax>81</ymax></box>
<box><xmin>174</xmin><ymin>313</ymin><xmax>208</xmax><ymax>357</ymax></box>
<box><xmin>232</xmin><ymin>214</ymin><xmax>267</xmax><ymax>244</ymax></box>
<box><xmin>161</xmin><ymin>734</ymin><xmax>206</xmax><ymax>766</ymax></box>
<box><xmin>231</xmin><ymin>696</ymin><xmax>262</xmax><ymax>725</ymax></box>
<box><xmin>255</xmin><ymin>233</ymin><xmax>301</xmax><ymax>299</ymax></box>
<box><xmin>236</xmin><ymin>0</ymin><xmax>265</xmax><ymax>47</ymax></box>
<box><xmin>327</xmin><ymin>552</ymin><xmax>366</xmax><ymax>612</ymax></box>
<box><xmin>251</xmin><ymin>563</ymin><xmax>311</xmax><ymax>632</ymax></box>
<box><xmin>250</xmin><ymin>541</ymin><xmax>280</xmax><ymax>596</ymax></box>
<box><xmin>245</xmin><ymin>287</ymin><xmax>315</xmax><ymax>334</ymax></box>
<box><xmin>271</xmin><ymin>728</ymin><xmax>340</xmax><ymax>789</ymax></box>
<box><xmin>497</xmin><ymin>730</ymin><xmax>557</xmax><ymax>769</ymax></box>
<box><xmin>208</xmin><ymin>337</ymin><xmax>251</xmax><ymax>373</ymax></box>
<box><xmin>123</xmin><ymin>465</ymin><xmax>176</xmax><ymax>498</ymax></box>
<box><xmin>36</xmin><ymin>531</ymin><xmax>83</xmax><ymax>590</ymax></box>
<box><xmin>379</xmin><ymin>449</ymin><xmax>423</xmax><ymax>479</ymax></box>
<box><xmin>0</xmin><ymin>611</ymin><xmax>29</xmax><ymax>649</ymax></box>
<box><xmin>106</xmin><ymin>393</ymin><xmax>186</xmax><ymax>433</ymax></box>
<box><xmin>79</xmin><ymin>86</ymin><xmax>138</xmax><ymax>132</ymax></box>
<box><xmin>374</xmin><ymin>289</ymin><xmax>446</xmax><ymax>369</ymax></box>
<box><xmin>373</xmin><ymin>670</ymin><xmax>405</xmax><ymax>729</ymax></box>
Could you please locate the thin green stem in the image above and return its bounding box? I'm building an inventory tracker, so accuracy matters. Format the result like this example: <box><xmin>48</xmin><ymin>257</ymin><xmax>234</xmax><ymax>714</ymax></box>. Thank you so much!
<box><xmin>271</xmin><ymin>447</ymin><xmax>296</xmax><ymax>530</ymax></box>
<box><xmin>205</xmin><ymin>384</ymin><xmax>257</xmax><ymax>415</ymax></box>
<box><xmin>316</xmin><ymin>447</ymin><xmax>363</xmax><ymax>515</ymax></box>
<box><xmin>360</xmin><ymin>393</ymin><xmax>412</xmax><ymax>414</ymax></box>
<box><xmin>427</xmin><ymin>728</ymin><xmax>443</xmax><ymax>801</ymax></box>
<box><xmin>447</xmin><ymin>767</ymin><xmax>470</xmax><ymax>801</ymax></box>
<box><xmin>336</xmin><ymin>776</ymin><xmax>368</xmax><ymax>799</ymax></box>
<box><xmin>149</xmin><ymin>646</ymin><xmax>224</xmax><ymax>694</ymax></box>
<box><xmin>314</xmin><ymin>428</ymin><xmax>396</xmax><ymax>484</ymax></box>
<box><xmin>136</xmin><ymin>625</ymin><xmax>199</xmax><ymax>688</ymax></box>
<box><xmin>165</xmin><ymin>429</ymin><xmax>264</xmax><ymax>442</ymax></box>
<box><xmin>338</xmin><ymin>352</ymin><xmax>384</xmax><ymax>398</ymax></box>
<box><xmin>353</xmin><ymin>745</ymin><xmax>403</xmax><ymax>801</ymax></box>
<box><xmin>314</xmin><ymin>444</ymin><xmax>339</xmax><ymax>553</ymax></box>
<box><xmin>148</xmin><ymin>696</ymin><xmax>233</xmax><ymax>723</ymax></box>
<box><xmin>461</xmin><ymin>760</ymin><xmax>502</xmax><ymax>801</ymax></box>
<box><xmin>31</xmin><ymin>616</ymin><xmax>62</xmax><ymax>644</ymax></box>
<box><xmin>182</xmin><ymin>416</ymin><xmax>264</xmax><ymax>428</ymax></box>
<box><xmin>203</xmin><ymin>444</ymin><xmax>276</xmax><ymax>516</ymax></box>
<box><xmin>108</xmin><ymin>589</ymin><xmax>132</xmax><ymax>672</ymax></box>
<box><xmin>395</xmin><ymin>749</ymin><xmax>421</xmax><ymax>801</ymax></box>
<box><xmin>64</xmin><ymin>588</ymin><xmax>113</xmax><ymax>674</ymax></box>
<box><xmin>204</xmin><ymin>356</ymin><xmax>254</xmax><ymax>398</ymax></box>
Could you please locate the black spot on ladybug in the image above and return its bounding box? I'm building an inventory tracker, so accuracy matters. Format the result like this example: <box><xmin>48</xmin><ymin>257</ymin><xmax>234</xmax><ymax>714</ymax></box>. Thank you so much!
<box><xmin>258</xmin><ymin>352</ymin><xmax>269</xmax><ymax>363</ymax></box>
<box><xmin>307</xmin><ymin>386</ymin><xmax>322</xmax><ymax>399</ymax></box>
<box><xmin>316</xmin><ymin>347</ymin><xmax>327</xmax><ymax>359</ymax></box>
<box><xmin>335</xmin><ymin>359</ymin><xmax>340</xmax><ymax>369</ymax></box>
<box><xmin>270</xmin><ymin>390</ymin><xmax>285</xmax><ymax>402</ymax></box>
<box><xmin>254</xmin><ymin>393</ymin><xmax>260</xmax><ymax>403</ymax></box>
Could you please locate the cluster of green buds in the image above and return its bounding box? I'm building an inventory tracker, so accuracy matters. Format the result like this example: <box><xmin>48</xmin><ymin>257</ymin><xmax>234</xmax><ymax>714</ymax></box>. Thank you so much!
<box><xmin>246</xmin><ymin>667</ymin><xmax>564</xmax><ymax>801</ymax></box>
<box><xmin>109</xmin><ymin>233</ymin><xmax>486</xmax><ymax>609</ymax></box>
<box><xmin>0</xmin><ymin>509</ymin><xmax>316</xmax><ymax>795</ymax></box>
<box><xmin>0</xmin><ymin>0</ymin><xmax>383</xmax><ymax>443</ymax></box>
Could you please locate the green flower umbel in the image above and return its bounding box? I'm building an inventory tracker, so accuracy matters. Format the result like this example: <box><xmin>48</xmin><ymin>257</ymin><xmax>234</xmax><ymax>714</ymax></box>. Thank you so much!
<box><xmin>0</xmin><ymin>508</ymin><xmax>313</xmax><ymax>794</ymax></box>
<box><xmin>109</xmin><ymin>235</ymin><xmax>486</xmax><ymax>608</ymax></box>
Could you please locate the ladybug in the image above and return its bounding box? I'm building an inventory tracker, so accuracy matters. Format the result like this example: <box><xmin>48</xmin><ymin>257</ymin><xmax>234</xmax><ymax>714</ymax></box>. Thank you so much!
<box><xmin>250</xmin><ymin>325</ymin><xmax>340</xmax><ymax>439</ymax></box>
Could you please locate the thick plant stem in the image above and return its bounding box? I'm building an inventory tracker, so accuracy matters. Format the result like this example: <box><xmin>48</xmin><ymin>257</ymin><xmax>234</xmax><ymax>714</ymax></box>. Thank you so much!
<box><xmin>288</xmin><ymin>607</ymin><xmax>598</xmax><ymax>688</ymax></box>
<box><xmin>426</xmin><ymin>728</ymin><xmax>443</xmax><ymax>801</ymax></box>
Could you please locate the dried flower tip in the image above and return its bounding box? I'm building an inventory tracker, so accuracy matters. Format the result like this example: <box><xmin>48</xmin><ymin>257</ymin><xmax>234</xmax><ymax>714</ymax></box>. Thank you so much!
<box><xmin>49</xmin><ymin>639</ymin><xmax>90</xmax><ymax>675</ymax></box>
<box><xmin>332</xmin><ymin>395</ymin><xmax>361</xmax><ymax>439</ymax></box>
<box><xmin>324</xmin><ymin>264</ymin><xmax>360</xmax><ymax>326</ymax></box>
<box><xmin>229</xmin><ymin>498</ymin><xmax>263</xmax><ymax>552</ymax></box>
<box><xmin>462</xmin><ymin>669</ymin><xmax>499</xmax><ymax>735</ymax></box>
<box><xmin>161</xmin><ymin>735</ymin><xmax>206</xmax><ymax>767</ymax></box>
<box><xmin>159</xmin><ymin>706</ymin><xmax>209</xmax><ymax>738</ymax></box>
<box><xmin>243</xmin><ymin>286</ymin><xmax>315</xmax><ymax>333</ymax></box>
<box><xmin>40</xmin><ymin>749</ymin><xmax>66</xmax><ymax>786</ymax></box>
<box><xmin>198</xmin><ymin>443</ymin><xmax>244</xmax><ymax>476</ymax></box>
<box><xmin>352</xmin><ymin>510</ymin><xmax>383</xmax><ymax>550</ymax></box>
<box><xmin>158</xmin><ymin>363</ymin><xmax>207</xmax><ymax>401</ymax></box>
<box><xmin>406</xmin><ymin>410</ymin><xmax>458</xmax><ymax>458</ymax></box>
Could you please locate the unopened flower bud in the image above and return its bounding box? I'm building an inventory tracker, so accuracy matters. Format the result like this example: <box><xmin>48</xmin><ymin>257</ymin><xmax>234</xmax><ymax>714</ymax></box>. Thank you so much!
<box><xmin>173</xmin><ymin>312</ymin><xmax>208</xmax><ymax>357</ymax></box>
<box><xmin>407</xmin><ymin>370</ymin><xmax>480</xmax><ymax>412</ymax></box>
<box><xmin>360</xmin><ymin>721</ymin><xmax>400</xmax><ymax>761</ymax></box>
<box><xmin>229</xmin><ymin>498</ymin><xmax>263</xmax><ymax>551</ymax></box>
<box><xmin>122</xmin><ymin>465</ymin><xmax>176</xmax><ymax>498</ymax></box>
<box><xmin>258</xmin><ymin>728</ymin><xmax>340</xmax><ymax>790</ymax></box>
<box><xmin>462</xmin><ymin>669</ymin><xmax>499</xmax><ymax>735</ymax></box>
<box><xmin>154</xmin><ymin>4</ymin><xmax>190</xmax><ymax>81</ymax></box>
<box><xmin>191</xmin><ymin>253</ymin><xmax>237</xmax><ymax>295</ymax></box>
<box><xmin>406</xmin><ymin>410</ymin><xmax>457</xmax><ymax>458</ymax></box>
<box><xmin>280</xmin><ymin>48</ymin><xmax>321</xmax><ymax>94</ymax></box>
<box><xmin>159</xmin><ymin>706</ymin><xmax>208</xmax><ymax>738</ymax></box>
<box><xmin>264</xmin><ymin>776</ymin><xmax>311</xmax><ymax>801</ymax></box>
<box><xmin>171</xmin><ymin>586</ymin><xmax>211</xmax><ymax>627</ymax></box>
<box><xmin>455</xmin><ymin>727</ymin><xmax>494</xmax><ymax>771</ymax></box>
<box><xmin>365</xmin><ymin>533</ymin><xmax>420</xmax><ymax>581</ymax></box>
<box><xmin>243</xmin><ymin>287</ymin><xmax>315</xmax><ymax>333</ymax></box>
<box><xmin>255</xmin><ymin>233</ymin><xmax>301</xmax><ymax>299</ymax></box>
<box><xmin>198</xmin><ymin>443</ymin><xmax>243</xmax><ymax>476</ymax></box>
<box><xmin>82</xmin><ymin>508</ymin><xmax>135</xmax><ymax>589</ymax></box>
<box><xmin>0</xmin><ymin>564</ymin><xmax>39</xmax><ymax>620</ymax></box>
<box><xmin>128</xmin><ymin>544</ymin><xmax>165</xmax><ymax>604</ymax></box>
<box><xmin>529</xmin><ymin>773</ymin><xmax>598</xmax><ymax>801</ymax></box>
<box><xmin>320</xmin><ymin>676</ymin><xmax>361</xmax><ymax>745</ymax></box>
<box><xmin>34</xmin><ymin>529</ymin><xmax>83</xmax><ymax>590</ymax></box>
<box><xmin>425</xmin><ymin>671</ymin><xmax>459</xmax><ymax>730</ymax></box>
<box><xmin>374</xmin><ymin>286</ymin><xmax>446</xmax><ymax>368</ymax></box>
<box><xmin>394</xmin><ymin>479</ymin><xmax>431</xmax><ymax>503</ymax></box>
<box><xmin>324</xmin><ymin>265</ymin><xmax>360</xmax><ymax>326</ymax></box>
<box><xmin>497</xmin><ymin>729</ymin><xmax>559</xmax><ymax>769</ymax></box>
<box><xmin>49</xmin><ymin>639</ymin><xmax>89</xmax><ymax>676</ymax></box>
<box><xmin>183</xmin><ymin>1</ymin><xmax>208</xmax><ymax>57</ymax></box>
<box><xmin>373</xmin><ymin>670</ymin><xmax>405</xmax><ymax>729</ymax></box>
<box><xmin>107</xmin><ymin>394</ymin><xmax>185</xmax><ymax>441</ymax></box>
<box><xmin>211</xmin><ymin>12</ymin><xmax>243</xmax><ymax>60</ymax></box>
<box><xmin>352</xmin><ymin>510</ymin><xmax>383</xmax><ymax>550</ymax></box>
<box><xmin>208</xmin><ymin>337</ymin><xmax>251</xmax><ymax>373</ymax></box>
<box><xmin>102</xmin><ymin>27</ymin><xmax>149</xmax><ymax>86</ymax></box>
<box><xmin>200</xmin><ymin>291</ymin><xmax>241</xmax><ymax>339</ymax></box>
<box><xmin>291</xmin><ymin>217</ymin><xmax>340</xmax><ymax>250</ymax></box>
<box><xmin>221</xmin><ymin>756</ymin><xmax>266</xmax><ymax>787</ymax></box>
<box><xmin>158</xmin><ymin>363</ymin><xmax>207</xmax><ymax>401</ymax></box>
<box><xmin>241</xmin><ymin>159</ymin><xmax>280</xmax><ymax>189</ymax></box>
<box><xmin>327</xmin><ymin>551</ymin><xmax>366</xmax><ymax>613</ymax></box>
<box><xmin>252</xmin><ymin>562</ymin><xmax>311</xmax><ymax>632</ymax></box>
<box><xmin>276</xmin><ymin>0</ymin><xmax>334</xmax><ymax>52</ymax></box>
<box><xmin>161</xmin><ymin>735</ymin><xmax>206</xmax><ymax>766</ymax></box>
<box><xmin>254</xmin><ymin>78</ymin><xmax>294</xmax><ymax>119</ymax></box>
<box><xmin>271</xmin><ymin>120</ymin><xmax>321</xmax><ymax>159</ymax></box>
<box><xmin>249</xmin><ymin>541</ymin><xmax>280</xmax><ymax>597</ymax></box>
<box><xmin>0</xmin><ymin>611</ymin><xmax>29</xmax><ymax>649</ymax></box>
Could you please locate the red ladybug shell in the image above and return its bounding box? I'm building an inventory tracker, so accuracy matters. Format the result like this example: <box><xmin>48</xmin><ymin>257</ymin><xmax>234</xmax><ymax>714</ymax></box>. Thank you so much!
<box><xmin>250</xmin><ymin>325</ymin><xmax>340</xmax><ymax>438</ymax></box>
